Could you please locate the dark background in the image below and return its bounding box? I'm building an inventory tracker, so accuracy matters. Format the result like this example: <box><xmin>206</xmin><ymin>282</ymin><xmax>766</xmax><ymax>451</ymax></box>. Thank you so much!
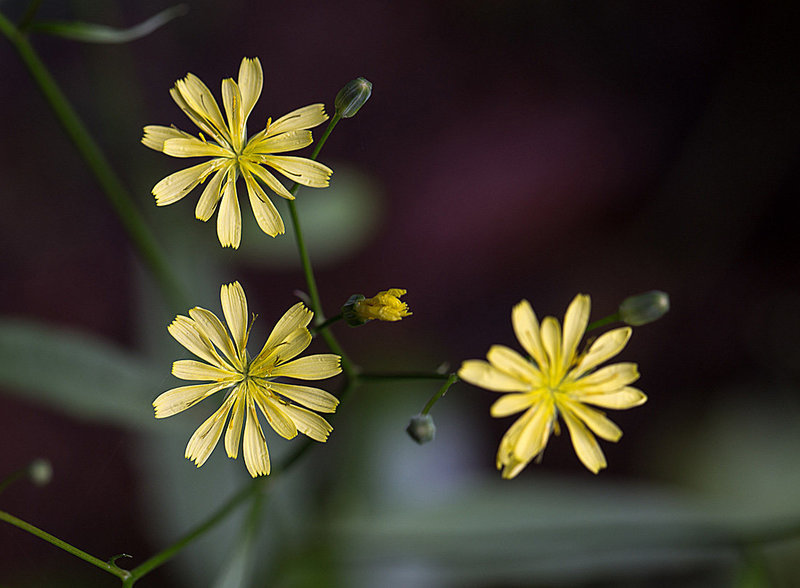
<box><xmin>1</xmin><ymin>1</ymin><xmax>798</xmax><ymax>586</ymax></box>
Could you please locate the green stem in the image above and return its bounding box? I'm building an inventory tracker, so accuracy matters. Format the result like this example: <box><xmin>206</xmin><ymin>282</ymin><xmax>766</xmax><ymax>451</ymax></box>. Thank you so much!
<box><xmin>311</xmin><ymin>313</ymin><xmax>343</xmax><ymax>334</ymax></box>
<box><xmin>421</xmin><ymin>373</ymin><xmax>459</xmax><ymax>415</ymax></box>
<box><xmin>586</xmin><ymin>313</ymin><xmax>620</xmax><ymax>333</ymax></box>
<box><xmin>0</xmin><ymin>510</ymin><xmax>130</xmax><ymax>581</ymax></box>
<box><xmin>0</xmin><ymin>468</ymin><xmax>27</xmax><ymax>496</ymax></box>
<box><xmin>0</xmin><ymin>12</ymin><xmax>187</xmax><ymax>312</ymax></box>
<box><xmin>17</xmin><ymin>0</ymin><xmax>43</xmax><ymax>31</ymax></box>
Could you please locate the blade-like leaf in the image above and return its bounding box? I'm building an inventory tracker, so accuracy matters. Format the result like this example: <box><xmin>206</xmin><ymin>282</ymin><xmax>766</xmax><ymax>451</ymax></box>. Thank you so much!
<box><xmin>29</xmin><ymin>5</ymin><xmax>188</xmax><ymax>44</ymax></box>
<box><xmin>0</xmin><ymin>319</ymin><xmax>164</xmax><ymax>429</ymax></box>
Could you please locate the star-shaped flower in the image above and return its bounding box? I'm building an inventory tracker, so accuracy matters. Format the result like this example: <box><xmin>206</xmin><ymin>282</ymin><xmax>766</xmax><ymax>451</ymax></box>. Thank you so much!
<box><xmin>458</xmin><ymin>294</ymin><xmax>646</xmax><ymax>478</ymax></box>
<box><xmin>153</xmin><ymin>281</ymin><xmax>341</xmax><ymax>477</ymax></box>
<box><xmin>143</xmin><ymin>57</ymin><xmax>332</xmax><ymax>248</ymax></box>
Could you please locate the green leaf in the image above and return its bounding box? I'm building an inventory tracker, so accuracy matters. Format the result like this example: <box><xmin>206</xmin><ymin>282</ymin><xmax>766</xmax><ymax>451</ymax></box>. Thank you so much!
<box><xmin>28</xmin><ymin>5</ymin><xmax>188</xmax><ymax>44</ymax></box>
<box><xmin>0</xmin><ymin>318</ymin><xmax>163</xmax><ymax>429</ymax></box>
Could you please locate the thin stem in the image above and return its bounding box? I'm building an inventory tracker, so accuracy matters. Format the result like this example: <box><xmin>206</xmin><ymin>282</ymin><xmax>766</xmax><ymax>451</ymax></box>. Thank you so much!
<box><xmin>0</xmin><ymin>510</ymin><xmax>130</xmax><ymax>581</ymax></box>
<box><xmin>421</xmin><ymin>373</ymin><xmax>459</xmax><ymax>415</ymax></box>
<box><xmin>586</xmin><ymin>313</ymin><xmax>620</xmax><ymax>332</ymax></box>
<box><xmin>17</xmin><ymin>0</ymin><xmax>43</xmax><ymax>31</ymax></box>
<box><xmin>0</xmin><ymin>468</ymin><xmax>27</xmax><ymax>496</ymax></box>
<box><xmin>311</xmin><ymin>313</ymin><xmax>343</xmax><ymax>334</ymax></box>
<box><xmin>0</xmin><ymin>12</ymin><xmax>187</xmax><ymax>312</ymax></box>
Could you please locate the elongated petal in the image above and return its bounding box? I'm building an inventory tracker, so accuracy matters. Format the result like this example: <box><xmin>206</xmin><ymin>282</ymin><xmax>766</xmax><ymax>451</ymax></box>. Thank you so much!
<box><xmin>220</xmin><ymin>281</ymin><xmax>248</xmax><ymax>356</ymax></box>
<box><xmin>561</xmin><ymin>294</ymin><xmax>590</xmax><ymax>371</ymax></box>
<box><xmin>168</xmin><ymin>315</ymin><xmax>226</xmax><ymax>368</ymax></box>
<box><xmin>224</xmin><ymin>388</ymin><xmax>245</xmax><ymax>458</ymax></box>
<box><xmin>142</xmin><ymin>125</ymin><xmax>194</xmax><ymax>151</ymax></box>
<box><xmin>560</xmin><ymin>407</ymin><xmax>607</xmax><ymax>473</ymax></box>
<box><xmin>513</xmin><ymin>397</ymin><xmax>555</xmax><ymax>463</ymax></box>
<box><xmin>278</xmin><ymin>403</ymin><xmax>333</xmax><ymax>442</ymax></box>
<box><xmin>249</xmin><ymin>130</ymin><xmax>313</xmax><ymax>154</ymax></box>
<box><xmin>579</xmin><ymin>386</ymin><xmax>647</xmax><ymax>409</ymax></box>
<box><xmin>195</xmin><ymin>167</ymin><xmax>227</xmax><ymax>221</ymax></box>
<box><xmin>270</xmin><ymin>354</ymin><xmax>341</xmax><ymax>380</ymax></box>
<box><xmin>458</xmin><ymin>360</ymin><xmax>531</xmax><ymax>392</ymax></box>
<box><xmin>263</xmin><ymin>302</ymin><xmax>314</xmax><ymax>351</ymax></box>
<box><xmin>242</xmin><ymin>397</ymin><xmax>270</xmax><ymax>477</ymax></box>
<box><xmin>252</xmin><ymin>388</ymin><xmax>298</xmax><ymax>440</ymax></box>
<box><xmin>163</xmin><ymin>137</ymin><xmax>231</xmax><ymax>158</ymax></box>
<box><xmin>486</xmin><ymin>345</ymin><xmax>541</xmax><ymax>386</ymax></box>
<box><xmin>246</xmin><ymin>162</ymin><xmax>295</xmax><ymax>200</ymax></box>
<box><xmin>571</xmin><ymin>327</ymin><xmax>632</xmax><ymax>379</ymax></box>
<box><xmin>173</xmin><ymin>73</ymin><xmax>232</xmax><ymax>145</ymax></box>
<box><xmin>170</xmin><ymin>84</ymin><xmax>228</xmax><ymax>146</ymax></box>
<box><xmin>185</xmin><ymin>393</ymin><xmax>236</xmax><ymax>467</ymax></box>
<box><xmin>565</xmin><ymin>362</ymin><xmax>639</xmax><ymax>394</ymax></box>
<box><xmin>559</xmin><ymin>398</ymin><xmax>621</xmax><ymax>442</ymax></box>
<box><xmin>216</xmin><ymin>174</ymin><xmax>241</xmax><ymax>248</ymax></box>
<box><xmin>172</xmin><ymin>359</ymin><xmax>237</xmax><ymax>382</ymax></box>
<box><xmin>490</xmin><ymin>393</ymin><xmax>535</xmax><ymax>417</ymax></box>
<box><xmin>244</xmin><ymin>174</ymin><xmax>285</xmax><ymax>236</ymax></box>
<box><xmin>540</xmin><ymin>317</ymin><xmax>562</xmax><ymax>376</ymax></box>
<box><xmin>221</xmin><ymin>78</ymin><xmax>244</xmax><ymax>151</ymax></box>
<box><xmin>268</xmin><ymin>104</ymin><xmax>328</xmax><ymax>135</ymax></box>
<box><xmin>512</xmin><ymin>300</ymin><xmax>548</xmax><ymax>370</ymax></box>
<box><xmin>152</xmin><ymin>160</ymin><xmax>221</xmax><ymax>206</ymax></box>
<box><xmin>267</xmin><ymin>382</ymin><xmax>339</xmax><ymax>413</ymax></box>
<box><xmin>153</xmin><ymin>382</ymin><xmax>229</xmax><ymax>418</ymax></box>
<box><xmin>259</xmin><ymin>155</ymin><xmax>332</xmax><ymax>188</ymax></box>
<box><xmin>188</xmin><ymin>307</ymin><xmax>239</xmax><ymax>367</ymax></box>
<box><xmin>237</xmin><ymin>57</ymin><xmax>263</xmax><ymax>126</ymax></box>
<box><xmin>251</xmin><ymin>327</ymin><xmax>312</xmax><ymax>374</ymax></box>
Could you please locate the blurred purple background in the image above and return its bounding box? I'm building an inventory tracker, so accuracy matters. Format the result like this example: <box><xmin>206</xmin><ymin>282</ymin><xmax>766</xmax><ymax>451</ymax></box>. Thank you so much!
<box><xmin>1</xmin><ymin>1</ymin><xmax>799</xmax><ymax>585</ymax></box>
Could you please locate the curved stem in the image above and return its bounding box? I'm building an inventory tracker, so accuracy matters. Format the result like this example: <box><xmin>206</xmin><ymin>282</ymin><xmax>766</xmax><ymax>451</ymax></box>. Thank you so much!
<box><xmin>0</xmin><ymin>12</ymin><xmax>187</xmax><ymax>312</ymax></box>
<box><xmin>0</xmin><ymin>510</ymin><xmax>130</xmax><ymax>581</ymax></box>
<box><xmin>586</xmin><ymin>313</ymin><xmax>620</xmax><ymax>333</ymax></box>
<box><xmin>421</xmin><ymin>373</ymin><xmax>459</xmax><ymax>415</ymax></box>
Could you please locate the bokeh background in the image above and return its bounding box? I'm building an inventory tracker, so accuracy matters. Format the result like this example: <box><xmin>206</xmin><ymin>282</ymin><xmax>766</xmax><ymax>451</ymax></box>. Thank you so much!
<box><xmin>1</xmin><ymin>1</ymin><xmax>799</xmax><ymax>586</ymax></box>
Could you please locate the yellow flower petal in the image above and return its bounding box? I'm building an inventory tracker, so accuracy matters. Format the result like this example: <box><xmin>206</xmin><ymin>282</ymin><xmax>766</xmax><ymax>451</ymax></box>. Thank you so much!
<box><xmin>152</xmin><ymin>160</ymin><xmax>222</xmax><ymax>206</ymax></box>
<box><xmin>251</xmin><ymin>328</ymin><xmax>312</xmax><ymax>374</ymax></box>
<box><xmin>172</xmin><ymin>359</ymin><xmax>238</xmax><ymax>382</ymax></box>
<box><xmin>187</xmin><ymin>307</ymin><xmax>239</xmax><ymax>368</ymax></box>
<box><xmin>258</xmin><ymin>155</ymin><xmax>332</xmax><ymax>188</ymax></box>
<box><xmin>267</xmin><ymin>382</ymin><xmax>339</xmax><ymax>413</ymax></box>
<box><xmin>163</xmin><ymin>137</ymin><xmax>231</xmax><ymax>158</ymax></box>
<box><xmin>278</xmin><ymin>403</ymin><xmax>333</xmax><ymax>442</ymax></box>
<box><xmin>221</xmin><ymin>78</ymin><xmax>244</xmax><ymax>151</ymax></box>
<box><xmin>268</xmin><ymin>104</ymin><xmax>328</xmax><ymax>135</ymax></box>
<box><xmin>248</xmin><ymin>129</ymin><xmax>314</xmax><ymax>155</ymax></box>
<box><xmin>561</xmin><ymin>294</ymin><xmax>590</xmax><ymax>372</ymax></box>
<box><xmin>243</xmin><ymin>397</ymin><xmax>270</xmax><ymax>477</ymax></box>
<box><xmin>185</xmin><ymin>393</ymin><xmax>236</xmax><ymax>467</ymax></box>
<box><xmin>511</xmin><ymin>299</ymin><xmax>548</xmax><ymax>370</ymax></box>
<box><xmin>513</xmin><ymin>397</ymin><xmax>555</xmax><ymax>463</ymax></box>
<box><xmin>216</xmin><ymin>174</ymin><xmax>241</xmax><ymax>248</ymax></box>
<box><xmin>559</xmin><ymin>397</ymin><xmax>622</xmax><ymax>442</ymax></box>
<box><xmin>565</xmin><ymin>362</ymin><xmax>639</xmax><ymax>394</ymax></box>
<box><xmin>540</xmin><ymin>317</ymin><xmax>562</xmax><ymax>376</ymax></box>
<box><xmin>142</xmin><ymin>125</ymin><xmax>195</xmax><ymax>151</ymax></box>
<box><xmin>458</xmin><ymin>360</ymin><xmax>531</xmax><ymax>393</ymax></box>
<box><xmin>490</xmin><ymin>392</ymin><xmax>535</xmax><ymax>417</ymax></box>
<box><xmin>560</xmin><ymin>408</ymin><xmax>607</xmax><ymax>473</ymax></box>
<box><xmin>244</xmin><ymin>174</ymin><xmax>285</xmax><ymax>237</ymax></box>
<box><xmin>195</xmin><ymin>168</ymin><xmax>227</xmax><ymax>221</ymax></box>
<box><xmin>172</xmin><ymin>73</ymin><xmax>231</xmax><ymax>146</ymax></box>
<box><xmin>270</xmin><ymin>354</ymin><xmax>342</xmax><ymax>380</ymax></box>
<box><xmin>153</xmin><ymin>382</ymin><xmax>229</xmax><ymax>418</ymax></box>
<box><xmin>486</xmin><ymin>345</ymin><xmax>542</xmax><ymax>386</ymax></box>
<box><xmin>571</xmin><ymin>327</ymin><xmax>632</xmax><ymax>379</ymax></box>
<box><xmin>237</xmin><ymin>57</ymin><xmax>263</xmax><ymax>127</ymax></box>
<box><xmin>245</xmin><ymin>162</ymin><xmax>295</xmax><ymax>200</ymax></box>
<box><xmin>262</xmin><ymin>302</ymin><xmax>314</xmax><ymax>352</ymax></box>
<box><xmin>220</xmin><ymin>281</ymin><xmax>248</xmax><ymax>357</ymax></box>
<box><xmin>579</xmin><ymin>386</ymin><xmax>647</xmax><ymax>409</ymax></box>
<box><xmin>167</xmin><ymin>315</ymin><xmax>229</xmax><ymax>369</ymax></box>
<box><xmin>224</xmin><ymin>389</ymin><xmax>245</xmax><ymax>459</ymax></box>
<box><xmin>252</xmin><ymin>387</ymin><xmax>298</xmax><ymax>440</ymax></box>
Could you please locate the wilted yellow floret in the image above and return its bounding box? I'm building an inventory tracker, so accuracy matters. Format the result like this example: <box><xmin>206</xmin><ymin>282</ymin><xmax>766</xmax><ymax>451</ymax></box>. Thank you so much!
<box><xmin>353</xmin><ymin>289</ymin><xmax>412</xmax><ymax>322</ymax></box>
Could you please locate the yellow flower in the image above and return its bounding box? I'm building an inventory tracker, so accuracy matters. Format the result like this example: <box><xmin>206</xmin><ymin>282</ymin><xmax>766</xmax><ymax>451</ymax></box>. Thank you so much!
<box><xmin>458</xmin><ymin>294</ymin><xmax>646</xmax><ymax>478</ymax></box>
<box><xmin>153</xmin><ymin>281</ymin><xmax>341</xmax><ymax>477</ymax></box>
<box><xmin>142</xmin><ymin>57</ymin><xmax>332</xmax><ymax>248</ymax></box>
<box><xmin>353</xmin><ymin>289</ymin><xmax>412</xmax><ymax>322</ymax></box>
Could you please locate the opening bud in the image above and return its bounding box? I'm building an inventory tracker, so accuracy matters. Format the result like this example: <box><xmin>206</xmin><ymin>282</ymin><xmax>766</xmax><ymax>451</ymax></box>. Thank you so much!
<box><xmin>335</xmin><ymin>77</ymin><xmax>372</xmax><ymax>118</ymax></box>
<box><xmin>406</xmin><ymin>414</ymin><xmax>436</xmax><ymax>444</ymax></box>
<box><xmin>619</xmin><ymin>290</ymin><xmax>670</xmax><ymax>326</ymax></box>
<box><xmin>342</xmin><ymin>289</ymin><xmax>411</xmax><ymax>326</ymax></box>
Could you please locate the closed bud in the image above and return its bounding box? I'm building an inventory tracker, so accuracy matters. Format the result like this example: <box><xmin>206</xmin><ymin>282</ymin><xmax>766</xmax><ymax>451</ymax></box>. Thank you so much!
<box><xmin>28</xmin><ymin>459</ymin><xmax>53</xmax><ymax>486</ymax></box>
<box><xmin>406</xmin><ymin>414</ymin><xmax>436</xmax><ymax>444</ymax></box>
<box><xmin>619</xmin><ymin>290</ymin><xmax>670</xmax><ymax>326</ymax></box>
<box><xmin>335</xmin><ymin>77</ymin><xmax>372</xmax><ymax>118</ymax></box>
<box><xmin>342</xmin><ymin>289</ymin><xmax>411</xmax><ymax>326</ymax></box>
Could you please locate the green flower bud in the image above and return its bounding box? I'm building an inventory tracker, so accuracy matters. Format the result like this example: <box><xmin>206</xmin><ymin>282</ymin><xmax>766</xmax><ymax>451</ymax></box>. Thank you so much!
<box><xmin>335</xmin><ymin>77</ymin><xmax>372</xmax><ymax>118</ymax></box>
<box><xmin>406</xmin><ymin>414</ymin><xmax>436</xmax><ymax>444</ymax></box>
<box><xmin>619</xmin><ymin>290</ymin><xmax>670</xmax><ymax>326</ymax></box>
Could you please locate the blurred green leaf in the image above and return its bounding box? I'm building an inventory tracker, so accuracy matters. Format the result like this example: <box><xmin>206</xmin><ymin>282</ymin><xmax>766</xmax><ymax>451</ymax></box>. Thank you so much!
<box><xmin>0</xmin><ymin>318</ymin><xmax>163</xmax><ymax>429</ymax></box>
<box><xmin>28</xmin><ymin>5</ymin><xmax>187</xmax><ymax>44</ymax></box>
